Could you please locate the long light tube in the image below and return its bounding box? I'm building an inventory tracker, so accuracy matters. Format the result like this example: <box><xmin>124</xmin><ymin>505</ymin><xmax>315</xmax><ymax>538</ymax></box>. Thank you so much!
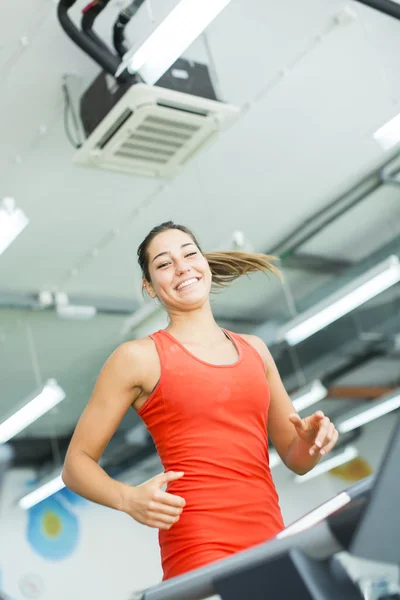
<box><xmin>0</xmin><ymin>197</ymin><xmax>29</xmax><ymax>256</ymax></box>
<box><xmin>280</xmin><ymin>256</ymin><xmax>400</xmax><ymax>346</ymax></box>
<box><xmin>0</xmin><ymin>380</ymin><xmax>66</xmax><ymax>443</ymax></box>
<box><xmin>337</xmin><ymin>389</ymin><xmax>400</xmax><ymax>434</ymax></box>
<box><xmin>277</xmin><ymin>492</ymin><xmax>351</xmax><ymax>538</ymax></box>
<box><xmin>373</xmin><ymin>112</ymin><xmax>400</xmax><ymax>150</ymax></box>
<box><xmin>294</xmin><ymin>446</ymin><xmax>358</xmax><ymax>483</ymax></box>
<box><xmin>19</xmin><ymin>474</ymin><xmax>65</xmax><ymax>510</ymax></box>
<box><xmin>116</xmin><ymin>0</ymin><xmax>233</xmax><ymax>83</ymax></box>
<box><xmin>292</xmin><ymin>379</ymin><xmax>327</xmax><ymax>412</ymax></box>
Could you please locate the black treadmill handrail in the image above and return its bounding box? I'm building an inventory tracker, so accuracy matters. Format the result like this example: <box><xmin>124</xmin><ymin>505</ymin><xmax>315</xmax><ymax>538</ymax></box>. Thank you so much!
<box><xmin>141</xmin><ymin>522</ymin><xmax>342</xmax><ymax>600</ymax></box>
<box><xmin>140</xmin><ymin>476</ymin><xmax>375</xmax><ymax>600</ymax></box>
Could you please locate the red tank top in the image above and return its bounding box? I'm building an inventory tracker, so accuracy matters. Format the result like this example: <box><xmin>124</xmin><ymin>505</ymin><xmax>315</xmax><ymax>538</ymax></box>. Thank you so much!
<box><xmin>138</xmin><ymin>329</ymin><xmax>284</xmax><ymax>580</ymax></box>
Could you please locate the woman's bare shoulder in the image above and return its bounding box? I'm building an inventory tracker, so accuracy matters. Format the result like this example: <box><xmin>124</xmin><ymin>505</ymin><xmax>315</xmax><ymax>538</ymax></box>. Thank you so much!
<box><xmin>98</xmin><ymin>336</ymin><xmax>159</xmax><ymax>394</ymax></box>
<box><xmin>111</xmin><ymin>336</ymin><xmax>157</xmax><ymax>365</ymax></box>
<box><xmin>236</xmin><ymin>333</ymin><xmax>267</xmax><ymax>352</ymax></box>
<box><xmin>235</xmin><ymin>333</ymin><xmax>270</xmax><ymax>366</ymax></box>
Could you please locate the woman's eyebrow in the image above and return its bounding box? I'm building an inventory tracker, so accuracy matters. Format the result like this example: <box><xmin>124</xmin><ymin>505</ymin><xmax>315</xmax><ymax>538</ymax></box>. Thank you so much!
<box><xmin>151</xmin><ymin>243</ymin><xmax>195</xmax><ymax>263</ymax></box>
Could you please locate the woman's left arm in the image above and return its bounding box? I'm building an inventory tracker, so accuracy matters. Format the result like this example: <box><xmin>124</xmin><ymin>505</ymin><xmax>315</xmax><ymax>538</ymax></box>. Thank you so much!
<box><xmin>244</xmin><ymin>335</ymin><xmax>339</xmax><ymax>475</ymax></box>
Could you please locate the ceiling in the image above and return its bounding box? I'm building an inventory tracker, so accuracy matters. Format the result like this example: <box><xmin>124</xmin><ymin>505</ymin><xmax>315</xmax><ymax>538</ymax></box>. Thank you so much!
<box><xmin>1</xmin><ymin>0</ymin><xmax>400</xmax><ymax>472</ymax></box>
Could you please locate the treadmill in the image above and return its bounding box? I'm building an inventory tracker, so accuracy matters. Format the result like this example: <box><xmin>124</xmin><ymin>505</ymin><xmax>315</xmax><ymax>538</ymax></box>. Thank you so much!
<box><xmin>138</xmin><ymin>417</ymin><xmax>400</xmax><ymax>600</ymax></box>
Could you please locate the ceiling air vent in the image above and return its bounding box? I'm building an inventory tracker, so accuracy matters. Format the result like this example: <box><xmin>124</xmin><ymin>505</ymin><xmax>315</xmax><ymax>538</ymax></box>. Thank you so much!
<box><xmin>74</xmin><ymin>83</ymin><xmax>240</xmax><ymax>178</ymax></box>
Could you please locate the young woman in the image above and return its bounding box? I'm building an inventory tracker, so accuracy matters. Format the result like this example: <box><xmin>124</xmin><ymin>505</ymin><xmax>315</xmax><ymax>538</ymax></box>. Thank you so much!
<box><xmin>62</xmin><ymin>221</ymin><xmax>339</xmax><ymax>581</ymax></box>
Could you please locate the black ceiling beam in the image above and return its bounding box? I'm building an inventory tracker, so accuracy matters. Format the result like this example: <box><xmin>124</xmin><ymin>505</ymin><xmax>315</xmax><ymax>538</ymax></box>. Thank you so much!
<box><xmin>8</xmin><ymin>427</ymin><xmax>156</xmax><ymax>471</ymax></box>
<box><xmin>10</xmin><ymin>435</ymin><xmax>72</xmax><ymax>468</ymax></box>
<box><xmin>353</xmin><ymin>0</ymin><xmax>400</xmax><ymax>20</ymax></box>
<box><xmin>322</xmin><ymin>346</ymin><xmax>388</xmax><ymax>389</ymax></box>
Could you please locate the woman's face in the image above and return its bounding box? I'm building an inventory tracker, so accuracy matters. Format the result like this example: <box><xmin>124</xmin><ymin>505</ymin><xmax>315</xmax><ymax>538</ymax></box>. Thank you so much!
<box><xmin>144</xmin><ymin>228</ymin><xmax>212</xmax><ymax>311</ymax></box>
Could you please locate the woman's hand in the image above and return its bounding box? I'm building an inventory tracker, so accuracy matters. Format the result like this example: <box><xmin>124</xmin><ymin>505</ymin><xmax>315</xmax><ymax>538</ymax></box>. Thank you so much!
<box><xmin>288</xmin><ymin>410</ymin><xmax>339</xmax><ymax>457</ymax></box>
<box><xmin>124</xmin><ymin>471</ymin><xmax>186</xmax><ymax>530</ymax></box>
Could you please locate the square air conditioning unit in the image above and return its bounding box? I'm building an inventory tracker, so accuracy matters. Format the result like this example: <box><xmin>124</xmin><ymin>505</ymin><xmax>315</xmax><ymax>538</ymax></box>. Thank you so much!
<box><xmin>73</xmin><ymin>83</ymin><xmax>240</xmax><ymax>178</ymax></box>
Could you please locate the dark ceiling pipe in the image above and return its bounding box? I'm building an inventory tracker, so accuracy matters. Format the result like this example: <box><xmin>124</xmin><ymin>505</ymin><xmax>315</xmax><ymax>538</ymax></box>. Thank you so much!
<box><xmin>57</xmin><ymin>0</ymin><xmax>132</xmax><ymax>83</ymax></box>
<box><xmin>113</xmin><ymin>0</ymin><xmax>146</xmax><ymax>58</ymax></box>
<box><xmin>353</xmin><ymin>0</ymin><xmax>400</xmax><ymax>20</ymax></box>
<box><xmin>81</xmin><ymin>0</ymin><xmax>114</xmax><ymax>54</ymax></box>
<box><xmin>322</xmin><ymin>347</ymin><xmax>387</xmax><ymax>390</ymax></box>
<box><xmin>0</xmin><ymin>445</ymin><xmax>14</xmax><ymax>491</ymax></box>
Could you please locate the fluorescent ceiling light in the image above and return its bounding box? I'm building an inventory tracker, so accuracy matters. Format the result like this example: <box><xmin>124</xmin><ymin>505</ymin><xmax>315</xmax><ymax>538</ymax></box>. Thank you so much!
<box><xmin>19</xmin><ymin>474</ymin><xmax>65</xmax><ymax>510</ymax></box>
<box><xmin>294</xmin><ymin>445</ymin><xmax>358</xmax><ymax>483</ymax></box>
<box><xmin>292</xmin><ymin>379</ymin><xmax>327</xmax><ymax>412</ymax></box>
<box><xmin>54</xmin><ymin>292</ymin><xmax>97</xmax><ymax>320</ymax></box>
<box><xmin>0</xmin><ymin>197</ymin><xmax>29</xmax><ymax>256</ymax></box>
<box><xmin>337</xmin><ymin>389</ymin><xmax>400</xmax><ymax>434</ymax></box>
<box><xmin>277</xmin><ymin>491</ymin><xmax>351</xmax><ymax>539</ymax></box>
<box><xmin>56</xmin><ymin>304</ymin><xmax>97</xmax><ymax>319</ymax></box>
<box><xmin>0</xmin><ymin>380</ymin><xmax>66</xmax><ymax>443</ymax></box>
<box><xmin>280</xmin><ymin>255</ymin><xmax>400</xmax><ymax>346</ymax></box>
<box><xmin>116</xmin><ymin>0</ymin><xmax>233</xmax><ymax>84</ymax></box>
<box><xmin>373</xmin><ymin>112</ymin><xmax>400</xmax><ymax>151</ymax></box>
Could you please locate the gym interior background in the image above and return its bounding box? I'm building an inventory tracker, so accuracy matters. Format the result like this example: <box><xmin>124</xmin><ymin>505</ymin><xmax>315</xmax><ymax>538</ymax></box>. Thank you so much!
<box><xmin>1</xmin><ymin>0</ymin><xmax>400</xmax><ymax>598</ymax></box>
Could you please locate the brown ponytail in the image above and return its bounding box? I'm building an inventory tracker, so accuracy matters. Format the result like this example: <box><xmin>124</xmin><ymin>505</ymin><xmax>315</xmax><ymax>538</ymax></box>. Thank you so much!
<box><xmin>205</xmin><ymin>250</ymin><xmax>281</xmax><ymax>288</ymax></box>
<box><xmin>137</xmin><ymin>221</ymin><xmax>281</xmax><ymax>286</ymax></box>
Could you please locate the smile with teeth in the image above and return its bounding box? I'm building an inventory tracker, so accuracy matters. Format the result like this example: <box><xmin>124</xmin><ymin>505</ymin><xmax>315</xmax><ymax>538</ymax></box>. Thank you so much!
<box><xmin>176</xmin><ymin>278</ymin><xmax>199</xmax><ymax>291</ymax></box>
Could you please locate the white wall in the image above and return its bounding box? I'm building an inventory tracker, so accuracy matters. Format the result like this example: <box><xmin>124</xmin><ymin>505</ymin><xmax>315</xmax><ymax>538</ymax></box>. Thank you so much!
<box><xmin>0</xmin><ymin>413</ymin><xmax>398</xmax><ymax>600</ymax></box>
<box><xmin>0</xmin><ymin>470</ymin><xmax>161</xmax><ymax>600</ymax></box>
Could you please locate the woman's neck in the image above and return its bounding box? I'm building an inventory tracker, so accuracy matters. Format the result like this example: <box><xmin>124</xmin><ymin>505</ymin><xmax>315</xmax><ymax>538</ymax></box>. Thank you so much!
<box><xmin>166</xmin><ymin>304</ymin><xmax>225</xmax><ymax>345</ymax></box>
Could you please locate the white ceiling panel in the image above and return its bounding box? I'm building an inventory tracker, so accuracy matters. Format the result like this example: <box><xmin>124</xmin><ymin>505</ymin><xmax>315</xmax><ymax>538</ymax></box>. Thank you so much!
<box><xmin>300</xmin><ymin>185</ymin><xmax>400</xmax><ymax>261</ymax></box>
<box><xmin>0</xmin><ymin>124</ymin><xmax>160</xmax><ymax>293</ymax></box>
<box><xmin>1</xmin><ymin>0</ymin><xmax>400</xmax><ymax>445</ymax></box>
<box><xmin>0</xmin><ymin>0</ymin><xmax>50</xmax><ymax>72</ymax></box>
<box><xmin>204</xmin><ymin>0</ymin><xmax>343</xmax><ymax>107</ymax></box>
<box><xmin>0</xmin><ymin>7</ymin><xmax>97</xmax><ymax>169</ymax></box>
<box><xmin>353</xmin><ymin>1</ymin><xmax>400</xmax><ymax>105</ymax></box>
<box><xmin>61</xmin><ymin>163</ymin><xmax>216</xmax><ymax>298</ymax></box>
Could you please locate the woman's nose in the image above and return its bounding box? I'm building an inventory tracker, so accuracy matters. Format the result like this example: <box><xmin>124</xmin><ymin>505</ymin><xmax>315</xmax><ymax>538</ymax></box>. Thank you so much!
<box><xmin>176</xmin><ymin>263</ymin><xmax>190</xmax><ymax>275</ymax></box>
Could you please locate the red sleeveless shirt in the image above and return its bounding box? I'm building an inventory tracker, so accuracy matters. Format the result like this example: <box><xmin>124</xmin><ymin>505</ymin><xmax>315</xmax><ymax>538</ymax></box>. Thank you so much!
<box><xmin>138</xmin><ymin>329</ymin><xmax>284</xmax><ymax>580</ymax></box>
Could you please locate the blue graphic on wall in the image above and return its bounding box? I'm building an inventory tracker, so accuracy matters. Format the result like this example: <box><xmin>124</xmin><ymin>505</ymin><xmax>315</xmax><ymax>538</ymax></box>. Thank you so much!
<box><xmin>0</xmin><ymin>566</ymin><xmax>15</xmax><ymax>599</ymax></box>
<box><xmin>55</xmin><ymin>486</ymin><xmax>87</xmax><ymax>507</ymax></box>
<box><xmin>26</xmin><ymin>488</ymin><xmax>87</xmax><ymax>561</ymax></box>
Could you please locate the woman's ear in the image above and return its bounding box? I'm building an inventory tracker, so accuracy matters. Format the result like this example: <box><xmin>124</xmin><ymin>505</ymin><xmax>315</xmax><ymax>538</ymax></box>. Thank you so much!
<box><xmin>143</xmin><ymin>279</ymin><xmax>156</xmax><ymax>299</ymax></box>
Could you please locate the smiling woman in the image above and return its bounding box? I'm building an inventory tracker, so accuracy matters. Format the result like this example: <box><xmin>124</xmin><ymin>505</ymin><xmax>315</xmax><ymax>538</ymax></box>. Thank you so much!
<box><xmin>137</xmin><ymin>221</ymin><xmax>280</xmax><ymax>293</ymax></box>
<box><xmin>61</xmin><ymin>220</ymin><xmax>339</xmax><ymax>582</ymax></box>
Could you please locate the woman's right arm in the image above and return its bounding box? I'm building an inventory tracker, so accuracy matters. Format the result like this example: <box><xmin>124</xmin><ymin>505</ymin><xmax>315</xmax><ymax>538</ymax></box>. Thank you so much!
<box><xmin>62</xmin><ymin>341</ymin><xmax>185</xmax><ymax>530</ymax></box>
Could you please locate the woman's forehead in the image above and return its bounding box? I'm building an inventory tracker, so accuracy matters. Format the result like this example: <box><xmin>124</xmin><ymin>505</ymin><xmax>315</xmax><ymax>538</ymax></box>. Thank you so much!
<box><xmin>148</xmin><ymin>229</ymin><xmax>195</xmax><ymax>256</ymax></box>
